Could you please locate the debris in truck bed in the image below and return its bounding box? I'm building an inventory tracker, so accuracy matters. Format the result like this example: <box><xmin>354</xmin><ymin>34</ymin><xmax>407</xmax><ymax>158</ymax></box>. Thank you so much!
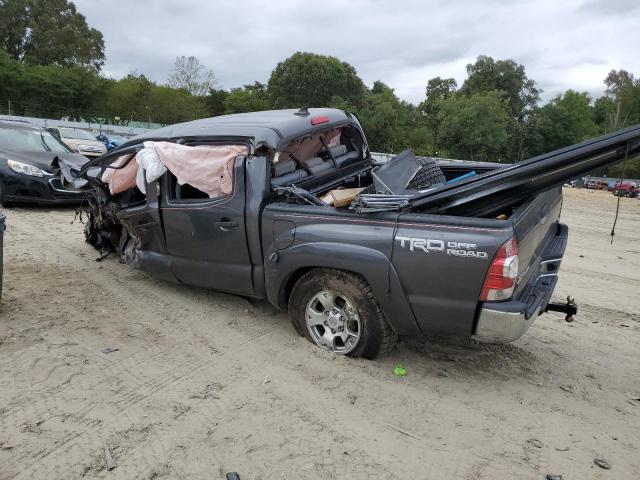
<box><xmin>320</xmin><ymin>187</ymin><xmax>364</xmax><ymax>207</ymax></box>
<box><xmin>275</xmin><ymin>185</ymin><xmax>328</xmax><ymax>206</ymax></box>
<box><xmin>353</xmin><ymin>193</ymin><xmax>411</xmax><ymax>213</ymax></box>
<box><xmin>371</xmin><ymin>149</ymin><xmax>422</xmax><ymax>194</ymax></box>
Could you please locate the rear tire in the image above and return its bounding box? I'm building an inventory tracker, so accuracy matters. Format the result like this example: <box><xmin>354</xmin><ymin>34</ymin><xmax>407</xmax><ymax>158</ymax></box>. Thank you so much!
<box><xmin>408</xmin><ymin>157</ymin><xmax>446</xmax><ymax>190</ymax></box>
<box><xmin>289</xmin><ymin>268</ymin><xmax>397</xmax><ymax>358</ymax></box>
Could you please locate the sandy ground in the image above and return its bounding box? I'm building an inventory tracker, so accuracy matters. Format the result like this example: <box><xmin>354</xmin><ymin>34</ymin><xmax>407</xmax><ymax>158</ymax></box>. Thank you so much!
<box><xmin>0</xmin><ymin>188</ymin><xmax>639</xmax><ymax>480</ymax></box>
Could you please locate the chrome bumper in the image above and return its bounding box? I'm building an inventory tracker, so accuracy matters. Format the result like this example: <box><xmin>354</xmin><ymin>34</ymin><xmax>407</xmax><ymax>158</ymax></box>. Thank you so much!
<box><xmin>473</xmin><ymin>306</ymin><xmax>541</xmax><ymax>343</ymax></box>
<box><xmin>474</xmin><ymin>222</ymin><xmax>569</xmax><ymax>343</ymax></box>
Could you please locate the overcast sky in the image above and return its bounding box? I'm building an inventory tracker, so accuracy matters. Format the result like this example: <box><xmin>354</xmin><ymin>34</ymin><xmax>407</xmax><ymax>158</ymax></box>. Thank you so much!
<box><xmin>75</xmin><ymin>0</ymin><xmax>639</xmax><ymax>105</ymax></box>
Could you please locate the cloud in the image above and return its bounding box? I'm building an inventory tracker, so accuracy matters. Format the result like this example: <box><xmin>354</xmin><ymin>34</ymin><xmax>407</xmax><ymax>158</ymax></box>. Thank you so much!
<box><xmin>76</xmin><ymin>0</ymin><xmax>640</xmax><ymax>105</ymax></box>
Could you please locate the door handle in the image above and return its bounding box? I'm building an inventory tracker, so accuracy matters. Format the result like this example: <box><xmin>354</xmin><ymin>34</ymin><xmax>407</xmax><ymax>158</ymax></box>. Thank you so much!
<box><xmin>216</xmin><ymin>219</ymin><xmax>239</xmax><ymax>231</ymax></box>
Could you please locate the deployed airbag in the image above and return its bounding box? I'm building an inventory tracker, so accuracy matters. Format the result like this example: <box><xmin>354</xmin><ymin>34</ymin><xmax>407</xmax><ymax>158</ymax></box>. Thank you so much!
<box><xmin>135</xmin><ymin>141</ymin><xmax>167</xmax><ymax>193</ymax></box>
<box><xmin>102</xmin><ymin>154</ymin><xmax>138</xmax><ymax>195</ymax></box>
<box><xmin>153</xmin><ymin>142</ymin><xmax>248</xmax><ymax>198</ymax></box>
<box><xmin>101</xmin><ymin>142</ymin><xmax>249</xmax><ymax>198</ymax></box>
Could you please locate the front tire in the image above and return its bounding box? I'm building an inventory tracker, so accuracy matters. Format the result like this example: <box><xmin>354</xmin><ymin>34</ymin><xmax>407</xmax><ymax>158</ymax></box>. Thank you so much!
<box><xmin>289</xmin><ymin>269</ymin><xmax>397</xmax><ymax>358</ymax></box>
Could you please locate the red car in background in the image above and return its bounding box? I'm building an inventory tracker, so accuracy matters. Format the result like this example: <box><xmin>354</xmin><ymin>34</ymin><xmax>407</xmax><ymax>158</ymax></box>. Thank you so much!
<box><xmin>612</xmin><ymin>181</ymin><xmax>639</xmax><ymax>197</ymax></box>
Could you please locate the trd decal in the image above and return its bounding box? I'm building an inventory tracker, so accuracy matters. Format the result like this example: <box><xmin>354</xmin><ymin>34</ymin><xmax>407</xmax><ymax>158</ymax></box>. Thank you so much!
<box><xmin>396</xmin><ymin>236</ymin><xmax>488</xmax><ymax>259</ymax></box>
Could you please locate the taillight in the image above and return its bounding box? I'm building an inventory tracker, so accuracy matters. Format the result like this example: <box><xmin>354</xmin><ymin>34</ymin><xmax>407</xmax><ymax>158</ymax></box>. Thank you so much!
<box><xmin>480</xmin><ymin>237</ymin><xmax>519</xmax><ymax>301</ymax></box>
<box><xmin>311</xmin><ymin>116</ymin><xmax>329</xmax><ymax>125</ymax></box>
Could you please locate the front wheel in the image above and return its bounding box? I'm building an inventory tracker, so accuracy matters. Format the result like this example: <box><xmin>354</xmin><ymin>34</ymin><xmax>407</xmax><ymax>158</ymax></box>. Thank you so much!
<box><xmin>289</xmin><ymin>269</ymin><xmax>397</xmax><ymax>358</ymax></box>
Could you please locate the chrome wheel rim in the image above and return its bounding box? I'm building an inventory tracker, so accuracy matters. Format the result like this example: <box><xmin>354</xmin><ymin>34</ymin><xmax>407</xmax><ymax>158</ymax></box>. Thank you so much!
<box><xmin>305</xmin><ymin>290</ymin><xmax>361</xmax><ymax>354</ymax></box>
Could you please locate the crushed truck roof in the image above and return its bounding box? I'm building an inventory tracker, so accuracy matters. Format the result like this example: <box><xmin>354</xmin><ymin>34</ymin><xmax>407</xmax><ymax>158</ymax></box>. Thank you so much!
<box><xmin>126</xmin><ymin>108</ymin><xmax>357</xmax><ymax>151</ymax></box>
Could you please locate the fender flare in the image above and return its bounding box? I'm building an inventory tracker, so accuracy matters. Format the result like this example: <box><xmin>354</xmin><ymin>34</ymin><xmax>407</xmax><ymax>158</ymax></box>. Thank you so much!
<box><xmin>265</xmin><ymin>241</ymin><xmax>422</xmax><ymax>336</ymax></box>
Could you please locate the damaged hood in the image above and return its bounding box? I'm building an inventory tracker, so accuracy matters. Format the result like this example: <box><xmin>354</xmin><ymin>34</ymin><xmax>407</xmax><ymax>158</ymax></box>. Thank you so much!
<box><xmin>58</xmin><ymin>155</ymin><xmax>92</xmax><ymax>188</ymax></box>
<box><xmin>0</xmin><ymin>148</ymin><xmax>89</xmax><ymax>173</ymax></box>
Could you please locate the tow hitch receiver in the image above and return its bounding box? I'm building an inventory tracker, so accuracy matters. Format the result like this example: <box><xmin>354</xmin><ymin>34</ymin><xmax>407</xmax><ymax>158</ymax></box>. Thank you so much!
<box><xmin>546</xmin><ymin>296</ymin><xmax>578</xmax><ymax>322</ymax></box>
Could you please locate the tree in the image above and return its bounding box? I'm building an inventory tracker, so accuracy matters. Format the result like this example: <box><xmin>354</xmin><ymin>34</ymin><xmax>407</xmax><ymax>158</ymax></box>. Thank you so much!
<box><xmin>0</xmin><ymin>0</ymin><xmax>105</xmax><ymax>70</ymax></box>
<box><xmin>460</xmin><ymin>56</ymin><xmax>542</xmax><ymax>160</ymax></box>
<box><xmin>204</xmin><ymin>88</ymin><xmax>229</xmax><ymax>117</ymax></box>
<box><xmin>436</xmin><ymin>91</ymin><xmax>511</xmax><ymax>161</ymax></box>
<box><xmin>99</xmin><ymin>74</ymin><xmax>153</xmax><ymax>124</ymax></box>
<box><xmin>0</xmin><ymin>50</ymin><xmax>106</xmax><ymax>119</ymax></box>
<box><xmin>526</xmin><ymin>90</ymin><xmax>598</xmax><ymax>155</ymax></box>
<box><xmin>267</xmin><ymin>52</ymin><xmax>366</xmax><ymax>108</ymax></box>
<box><xmin>425</xmin><ymin>77</ymin><xmax>457</xmax><ymax>105</ymax></box>
<box><xmin>358</xmin><ymin>81</ymin><xmax>415</xmax><ymax>153</ymax></box>
<box><xmin>418</xmin><ymin>77</ymin><xmax>458</xmax><ymax>147</ymax></box>
<box><xmin>600</xmin><ymin>69</ymin><xmax>640</xmax><ymax>129</ymax></box>
<box><xmin>150</xmin><ymin>85</ymin><xmax>204</xmax><ymax>124</ymax></box>
<box><xmin>167</xmin><ymin>56</ymin><xmax>216</xmax><ymax>97</ymax></box>
<box><xmin>223</xmin><ymin>82</ymin><xmax>270</xmax><ymax>114</ymax></box>
<box><xmin>461</xmin><ymin>55</ymin><xmax>540</xmax><ymax>121</ymax></box>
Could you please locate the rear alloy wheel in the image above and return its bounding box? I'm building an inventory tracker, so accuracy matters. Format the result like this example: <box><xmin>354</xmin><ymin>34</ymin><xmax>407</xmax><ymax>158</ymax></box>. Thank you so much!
<box><xmin>289</xmin><ymin>269</ymin><xmax>397</xmax><ymax>358</ymax></box>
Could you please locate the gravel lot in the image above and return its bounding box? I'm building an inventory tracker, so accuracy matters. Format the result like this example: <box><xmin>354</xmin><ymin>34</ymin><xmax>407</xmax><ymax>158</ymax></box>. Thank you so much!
<box><xmin>0</xmin><ymin>188</ymin><xmax>639</xmax><ymax>480</ymax></box>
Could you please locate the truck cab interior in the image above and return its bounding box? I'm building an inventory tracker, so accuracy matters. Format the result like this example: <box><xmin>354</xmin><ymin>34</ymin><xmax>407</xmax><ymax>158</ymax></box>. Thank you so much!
<box><xmin>269</xmin><ymin>125</ymin><xmax>369</xmax><ymax>191</ymax></box>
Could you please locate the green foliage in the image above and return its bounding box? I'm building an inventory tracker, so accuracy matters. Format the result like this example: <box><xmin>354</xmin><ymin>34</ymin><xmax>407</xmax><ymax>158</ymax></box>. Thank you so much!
<box><xmin>97</xmin><ymin>74</ymin><xmax>205</xmax><ymax>125</ymax></box>
<box><xmin>461</xmin><ymin>55</ymin><xmax>540</xmax><ymax>121</ymax></box>
<box><xmin>418</xmin><ymin>76</ymin><xmax>457</xmax><ymax>148</ymax></box>
<box><xmin>602</xmin><ymin>70</ymin><xmax>640</xmax><ymax>128</ymax></box>
<box><xmin>268</xmin><ymin>52</ymin><xmax>366</xmax><ymax>109</ymax></box>
<box><xmin>0</xmin><ymin>0</ymin><xmax>105</xmax><ymax>70</ymax></box>
<box><xmin>458</xmin><ymin>56</ymin><xmax>542</xmax><ymax>160</ymax></box>
<box><xmin>223</xmin><ymin>82</ymin><xmax>270</xmax><ymax>114</ymax></box>
<box><xmin>0</xmin><ymin>53</ymin><xmax>204</xmax><ymax>126</ymax></box>
<box><xmin>606</xmin><ymin>156</ymin><xmax>640</xmax><ymax>180</ymax></box>
<box><xmin>526</xmin><ymin>90</ymin><xmax>598</xmax><ymax>155</ymax></box>
<box><xmin>204</xmin><ymin>88</ymin><xmax>228</xmax><ymax>117</ymax></box>
<box><xmin>0</xmin><ymin>50</ymin><xmax>106</xmax><ymax>119</ymax></box>
<box><xmin>355</xmin><ymin>82</ymin><xmax>434</xmax><ymax>155</ymax></box>
<box><xmin>436</xmin><ymin>91</ymin><xmax>511</xmax><ymax>161</ymax></box>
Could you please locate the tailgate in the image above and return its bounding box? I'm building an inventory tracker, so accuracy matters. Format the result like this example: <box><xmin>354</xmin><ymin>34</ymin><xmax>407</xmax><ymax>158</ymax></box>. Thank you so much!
<box><xmin>511</xmin><ymin>186</ymin><xmax>563</xmax><ymax>296</ymax></box>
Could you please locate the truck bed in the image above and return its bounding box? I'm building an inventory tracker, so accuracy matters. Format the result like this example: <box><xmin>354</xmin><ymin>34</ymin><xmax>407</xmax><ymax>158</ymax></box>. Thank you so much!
<box><xmin>263</xmin><ymin>177</ymin><xmax>563</xmax><ymax>340</ymax></box>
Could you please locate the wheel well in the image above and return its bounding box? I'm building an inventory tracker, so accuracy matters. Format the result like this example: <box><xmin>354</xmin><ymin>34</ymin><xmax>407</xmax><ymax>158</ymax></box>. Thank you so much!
<box><xmin>279</xmin><ymin>266</ymin><xmax>367</xmax><ymax>310</ymax></box>
<box><xmin>279</xmin><ymin>267</ymin><xmax>315</xmax><ymax>310</ymax></box>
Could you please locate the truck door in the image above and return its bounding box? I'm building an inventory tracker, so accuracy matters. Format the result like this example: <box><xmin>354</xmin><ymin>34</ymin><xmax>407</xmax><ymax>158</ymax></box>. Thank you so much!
<box><xmin>159</xmin><ymin>156</ymin><xmax>254</xmax><ymax>296</ymax></box>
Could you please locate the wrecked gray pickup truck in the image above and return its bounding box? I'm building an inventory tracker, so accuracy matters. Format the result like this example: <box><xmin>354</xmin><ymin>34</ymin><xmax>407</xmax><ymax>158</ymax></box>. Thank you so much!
<box><xmin>70</xmin><ymin>109</ymin><xmax>640</xmax><ymax>358</ymax></box>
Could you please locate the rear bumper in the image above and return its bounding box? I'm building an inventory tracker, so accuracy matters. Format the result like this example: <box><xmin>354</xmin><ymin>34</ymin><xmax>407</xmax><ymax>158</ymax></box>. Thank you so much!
<box><xmin>474</xmin><ymin>307</ymin><xmax>539</xmax><ymax>343</ymax></box>
<box><xmin>473</xmin><ymin>222</ymin><xmax>568</xmax><ymax>343</ymax></box>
